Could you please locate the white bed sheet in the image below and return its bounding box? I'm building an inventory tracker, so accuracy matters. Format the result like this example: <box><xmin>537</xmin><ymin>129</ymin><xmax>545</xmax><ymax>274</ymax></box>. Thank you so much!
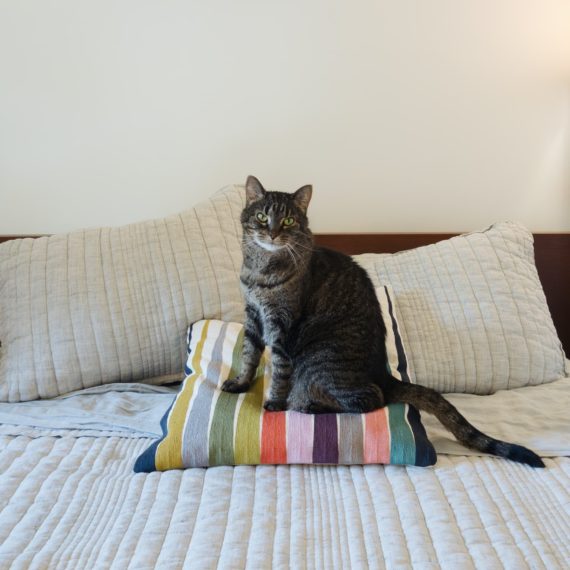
<box><xmin>0</xmin><ymin>383</ymin><xmax>177</xmax><ymax>439</ymax></box>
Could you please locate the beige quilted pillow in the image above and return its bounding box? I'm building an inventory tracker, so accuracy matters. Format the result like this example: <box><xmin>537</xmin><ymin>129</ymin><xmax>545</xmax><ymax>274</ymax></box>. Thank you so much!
<box><xmin>355</xmin><ymin>222</ymin><xmax>566</xmax><ymax>394</ymax></box>
<box><xmin>0</xmin><ymin>186</ymin><xmax>246</xmax><ymax>402</ymax></box>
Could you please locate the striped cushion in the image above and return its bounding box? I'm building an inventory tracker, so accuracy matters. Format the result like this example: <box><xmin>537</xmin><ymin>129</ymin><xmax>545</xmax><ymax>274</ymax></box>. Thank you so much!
<box><xmin>134</xmin><ymin>287</ymin><xmax>436</xmax><ymax>471</ymax></box>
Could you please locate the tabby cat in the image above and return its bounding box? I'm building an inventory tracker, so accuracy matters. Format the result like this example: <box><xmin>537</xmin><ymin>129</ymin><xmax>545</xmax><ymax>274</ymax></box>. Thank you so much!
<box><xmin>221</xmin><ymin>175</ymin><xmax>545</xmax><ymax>468</ymax></box>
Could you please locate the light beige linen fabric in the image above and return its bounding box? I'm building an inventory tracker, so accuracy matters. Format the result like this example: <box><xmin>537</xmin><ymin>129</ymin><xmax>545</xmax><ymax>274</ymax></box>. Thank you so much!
<box><xmin>356</xmin><ymin>221</ymin><xmax>566</xmax><ymax>394</ymax></box>
<box><xmin>0</xmin><ymin>185</ymin><xmax>246</xmax><ymax>401</ymax></box>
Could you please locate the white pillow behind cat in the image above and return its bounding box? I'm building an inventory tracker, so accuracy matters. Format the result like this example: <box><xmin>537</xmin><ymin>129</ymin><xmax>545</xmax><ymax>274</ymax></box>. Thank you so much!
<box><xmin>355</xmin><ymin>221</ymin><xmax>566</xmax><ymax>394</ymax></box>
<box><xmin>0</xmin><ymin>186</ymin><xmax>246</xmax><ymax>402</ymax></box>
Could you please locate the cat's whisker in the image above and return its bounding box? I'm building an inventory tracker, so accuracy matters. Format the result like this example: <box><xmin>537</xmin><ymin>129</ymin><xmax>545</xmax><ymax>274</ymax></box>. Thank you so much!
<box><xmin>243</xmin><ymin>236</ymin><xmax>258</xmax><ymax>249</ymax></box>
<box><xmin>285</xmin><ymin>244</ymin><xmax>298</xmax><ymax>268</ymax></box>
<box><xmin>288</xmin><ymin>242</ymin><xmax>305</xmax><ymax>263</ymax></box>
<box><xmin>292</xmin><ymin>244</ymin><xmax>303</xmax><ymax>265</ymax></box>
<box><xmin>289</xmin><ymin>239</ymin><xmax>313</xmax><ymax>252</ymax></box>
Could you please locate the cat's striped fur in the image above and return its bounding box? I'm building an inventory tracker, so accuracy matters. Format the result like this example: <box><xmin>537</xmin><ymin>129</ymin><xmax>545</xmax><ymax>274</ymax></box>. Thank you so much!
<box><xmin>221</xmin><ymin>176</ymin><xmax>545</xmax><ymax>468</ymax></box>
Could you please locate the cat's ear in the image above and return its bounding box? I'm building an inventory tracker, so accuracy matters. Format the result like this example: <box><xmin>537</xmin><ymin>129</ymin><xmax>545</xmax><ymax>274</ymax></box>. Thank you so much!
<box><xmin>245</xmin><ymin>175</ymin><xmax>266</xmax><ymax>205</ymax></box>
<box><xmin>293</xmin><ymin>185</ymin><xmax>312</xmax><ymax>213</ymax></box>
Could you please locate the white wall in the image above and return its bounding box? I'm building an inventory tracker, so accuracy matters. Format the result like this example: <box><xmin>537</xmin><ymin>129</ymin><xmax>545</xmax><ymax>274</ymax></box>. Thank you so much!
<box><xmin>1</xmin><ymin>0</ymin><xmax>569</xmax><ymax>234</ymax></box>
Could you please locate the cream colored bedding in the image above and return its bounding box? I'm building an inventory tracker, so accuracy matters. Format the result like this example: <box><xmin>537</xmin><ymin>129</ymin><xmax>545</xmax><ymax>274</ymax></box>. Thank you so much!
<box><xmin>0</xmin><ymin>435</ymin><xmax>568</xmax><ymax>569</ymax></box>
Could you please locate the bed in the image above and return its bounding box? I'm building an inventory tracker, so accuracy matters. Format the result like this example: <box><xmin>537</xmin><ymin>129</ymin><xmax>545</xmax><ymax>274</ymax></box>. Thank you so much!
<box><xmin>1</xmin><ymin>373</ymin><xmax>569</xmax><ymax>569</ymax></box>
<box><xmin>1</xmin><ymin>187</ymin><xmax>569</xmax><ymax>569</ymax></box>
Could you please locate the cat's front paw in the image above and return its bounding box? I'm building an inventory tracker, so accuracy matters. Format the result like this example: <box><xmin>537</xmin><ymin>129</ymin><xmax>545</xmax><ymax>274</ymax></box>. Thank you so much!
<box><xmin>221</xmin><ymin>377</ymin><xmax>250</xmax><ymax>393</ymax></box>
<box><xmin>263</xmin><ymin>398</ymin><xmax>288</xmax><ymax>412</ymax></box>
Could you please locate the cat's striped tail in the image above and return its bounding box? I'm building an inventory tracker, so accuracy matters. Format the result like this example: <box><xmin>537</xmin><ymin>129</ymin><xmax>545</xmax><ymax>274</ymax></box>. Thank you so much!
<box><xmin>384</xmin><ymin>379</ymin><xmax>545</xmax><ymax>468</ymax></box>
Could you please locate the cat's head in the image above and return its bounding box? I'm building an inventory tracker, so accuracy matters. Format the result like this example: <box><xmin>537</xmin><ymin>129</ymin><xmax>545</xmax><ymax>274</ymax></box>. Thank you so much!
<box><xmin>240</xmin><ymin>175</ymin><xmax>313</xmax><ymax>254</ymax></box>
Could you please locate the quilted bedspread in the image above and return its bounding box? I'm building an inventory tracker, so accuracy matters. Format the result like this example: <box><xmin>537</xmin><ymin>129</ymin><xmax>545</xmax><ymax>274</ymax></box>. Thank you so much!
<box><xmin>1</xmin><ymin>434</ymin><xmax>569</xmax><ymax>569</ymax></box>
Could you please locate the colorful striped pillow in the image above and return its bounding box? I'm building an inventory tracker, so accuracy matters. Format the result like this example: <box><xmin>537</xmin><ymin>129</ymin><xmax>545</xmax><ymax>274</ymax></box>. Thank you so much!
<box><xmin>134</xmin><ymin>287</ymin><xmax>436</xmax><ymax>471</ymax></box>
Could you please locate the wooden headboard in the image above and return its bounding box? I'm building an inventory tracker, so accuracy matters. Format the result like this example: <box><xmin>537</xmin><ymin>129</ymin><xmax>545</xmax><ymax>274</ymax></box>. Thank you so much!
<box><xmin>1</xmin><ymin>233</ymin><xmax>569</xmax><ymax>354</ymax></box>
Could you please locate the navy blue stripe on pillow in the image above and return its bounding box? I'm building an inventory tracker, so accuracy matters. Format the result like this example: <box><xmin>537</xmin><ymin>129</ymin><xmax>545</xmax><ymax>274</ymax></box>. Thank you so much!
<box><xmin>385</xmin><ymin>285</ymin><xmax>411</xmax><ymax>383</ymax></box>
<box><xmin>133</xmin><ymin>395</ymin><xmax>177</xmax><ymax>473</ymax></box>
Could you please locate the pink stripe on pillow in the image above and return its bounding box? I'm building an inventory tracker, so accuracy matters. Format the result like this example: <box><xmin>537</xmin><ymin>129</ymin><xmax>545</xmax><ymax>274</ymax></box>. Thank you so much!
<box><xmin>286</xmin><ymin>412</ymin><xmax>314</xmax><ymax>464</ymax></box>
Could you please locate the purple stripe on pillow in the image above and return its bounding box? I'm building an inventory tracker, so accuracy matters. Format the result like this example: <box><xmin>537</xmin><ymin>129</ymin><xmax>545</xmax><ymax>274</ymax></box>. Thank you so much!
<box><xmin>312</xmin><ymin>414</ymin><xmax>339</xmax><ymax>464</ymax></box>
<box><xmin>287</xmin><ymin>412</ymin><xmax>314</xmax><ymax>463</ymax></box>
<box><xmin>181</xmin><ymin>323</ymin><xmax>228</xmax><ymax>467</ymax></box>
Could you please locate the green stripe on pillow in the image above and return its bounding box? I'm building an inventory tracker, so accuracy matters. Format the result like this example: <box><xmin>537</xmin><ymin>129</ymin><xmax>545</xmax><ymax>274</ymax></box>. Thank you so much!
<box><xmin>207</xmin><ymin>328</ymin><xmax>243</xmax><ymax>465</ymax></box>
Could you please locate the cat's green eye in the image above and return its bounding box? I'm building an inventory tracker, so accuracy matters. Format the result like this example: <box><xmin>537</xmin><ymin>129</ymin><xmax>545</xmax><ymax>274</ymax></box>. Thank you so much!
<box><xmin>282</xmin><ymin>217</ymin><xmax>295</xmax><ymax>227</ymax></box>
<box><xmin>256</xmin><ymin>212</ymin><xmax>268</xmax><ymax>224</ymax></box>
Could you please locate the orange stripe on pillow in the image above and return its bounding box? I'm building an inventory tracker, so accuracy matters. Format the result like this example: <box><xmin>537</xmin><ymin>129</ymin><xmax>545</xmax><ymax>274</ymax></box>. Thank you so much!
<box><xmin>260</xmin><ymin>411</ymin><xmax>287</xmax><ymax>464</ymax></box>
<box><xmin>363</xmin><ymin>408</ymin><xmax>390</xmax><ymax>464</ymax></box>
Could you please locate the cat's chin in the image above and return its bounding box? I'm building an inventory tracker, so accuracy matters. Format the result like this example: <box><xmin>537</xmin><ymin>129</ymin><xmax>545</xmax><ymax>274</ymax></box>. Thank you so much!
<box><xmin>254</xmin><ymin>238</ymin><xmax>285</xmax><ymax>252</ymax></box>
